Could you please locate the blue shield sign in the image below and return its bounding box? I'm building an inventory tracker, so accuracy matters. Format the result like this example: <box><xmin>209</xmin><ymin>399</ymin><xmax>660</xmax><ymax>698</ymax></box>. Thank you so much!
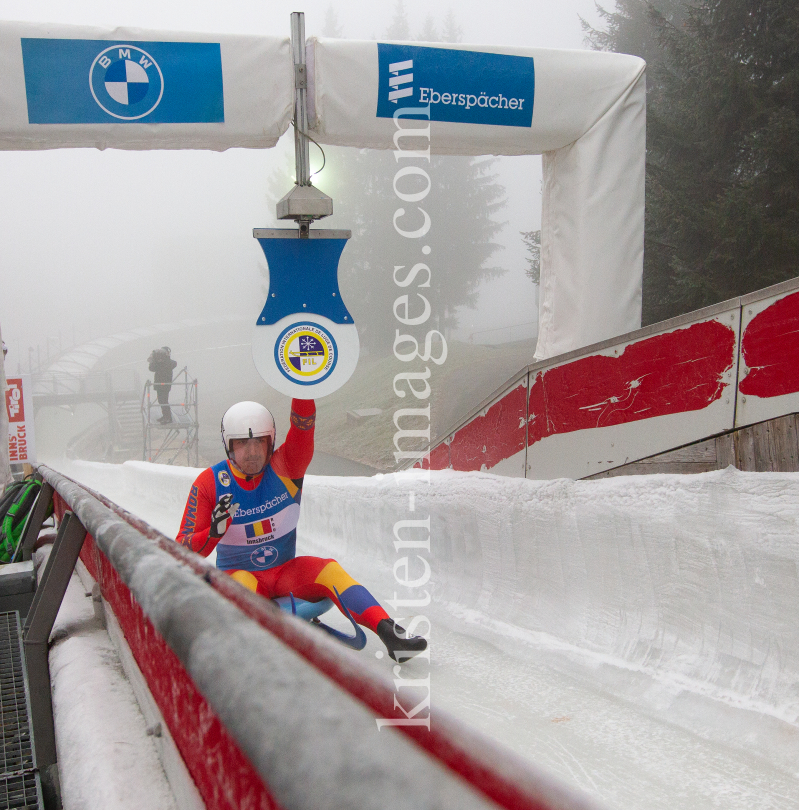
<box><xmin>251</xmin><ymin>230</ymin><xmax>359</xmax><ymax>398</ymax></box>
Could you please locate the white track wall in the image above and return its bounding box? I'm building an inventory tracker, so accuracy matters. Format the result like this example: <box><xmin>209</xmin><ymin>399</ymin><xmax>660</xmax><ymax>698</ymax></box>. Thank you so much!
<box><xmin>305</xmin><ymin>468</ymin><xmax>799</xmax><ymax>790</ymax></box>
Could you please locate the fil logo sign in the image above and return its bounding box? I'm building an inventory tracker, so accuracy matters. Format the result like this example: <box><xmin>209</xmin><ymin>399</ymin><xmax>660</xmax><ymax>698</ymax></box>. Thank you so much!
<box><xmin>376</xmin><ymin>43</ymin><xmax>535</xmax><ymax>128</ymax></box>
<box><xmin>274</xmin><ymin>323</ymin><xmax>338</xmax><ymax>387</ymax></box>
<box><xmin>21</xmin><ymin>38</ymin><xmax>224</xmax><ymax>124</ymax></box>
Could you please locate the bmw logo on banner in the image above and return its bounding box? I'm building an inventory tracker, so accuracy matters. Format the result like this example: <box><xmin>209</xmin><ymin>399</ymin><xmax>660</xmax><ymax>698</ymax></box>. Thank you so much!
<box><xmin>21</xmin><ymin>38</ymin><xmax>224</xmax><ymax>124</ymax></box>
<box><xmin>251</xmin><ymin>230</ymin><xmax>359</xmax><ymax>398</ymax></box>
<box><xmin>90</xmin><ymin>45</ymin><xmax>164</xmax><ymax>120</ymax></box>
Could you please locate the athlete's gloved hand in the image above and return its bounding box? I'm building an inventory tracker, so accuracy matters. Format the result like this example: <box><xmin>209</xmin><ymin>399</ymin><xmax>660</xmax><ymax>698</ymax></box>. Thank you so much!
<box><xmin>210</xmin><ymin>493</ymin><xmax>238</xmax><ymax>539</ymax></box>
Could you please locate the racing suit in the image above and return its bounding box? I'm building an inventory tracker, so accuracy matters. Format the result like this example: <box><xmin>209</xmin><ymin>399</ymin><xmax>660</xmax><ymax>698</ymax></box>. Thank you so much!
<box><xmin>176</xmin><ymin>399</ymin><xmax>389</xmax><ymax>632</ymax></box>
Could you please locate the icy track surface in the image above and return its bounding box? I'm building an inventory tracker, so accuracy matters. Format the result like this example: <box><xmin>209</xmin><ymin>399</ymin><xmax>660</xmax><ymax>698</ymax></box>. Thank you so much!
<box><xmin>60</xmin><ymin>460</ymin><xmax>799</xmax><ymax>810</ymax></box>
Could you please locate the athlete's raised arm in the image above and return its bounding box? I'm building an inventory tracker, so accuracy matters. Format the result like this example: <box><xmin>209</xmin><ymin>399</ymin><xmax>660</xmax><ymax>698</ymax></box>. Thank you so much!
<box><xmin>274</xmin><ymin>398</ymin><xmax>315</xmax><ymax>479</ymax></box>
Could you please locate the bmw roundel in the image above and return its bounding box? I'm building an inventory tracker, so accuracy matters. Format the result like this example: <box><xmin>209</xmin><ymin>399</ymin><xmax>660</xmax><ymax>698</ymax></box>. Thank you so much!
<box><xmin>90</xmin><ymin>45</ymin><xmax>164</xmax><ymax>120</ymax></box>
<box><xmin>250</xmin><ymin>545</ymin><xmax>278</xmax><ymax>569</ymax></box>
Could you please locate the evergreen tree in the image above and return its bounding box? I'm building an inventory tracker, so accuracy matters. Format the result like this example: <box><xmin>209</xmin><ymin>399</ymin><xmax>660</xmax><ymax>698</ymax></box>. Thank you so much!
<box><xmin>440</xmin><ymin>9</ymin><xmax>464</xmax><ymax>45</ymax></box>
<box><xmin>322</xmin><ymin>5</ymin><xmax>343</xmax><ymax>38</ymax></box>
<box><xmin>385</xmin><ymin>1</ymin><xmax>411</xmax><ymax>40</ymax></box>
<box><xmin>418</xmin><ymin>15</ymin><xmax>439</xmax><ymax>43</ymax></box>
<box><xmin>521</xmin><ymin>230</ymin><xmax>541</xmax><ymax>284</ymax></box>
<box><xmin>586</xmin><ymin>0</ymin><xmax>799</xmax><ymax>325</ymax></box>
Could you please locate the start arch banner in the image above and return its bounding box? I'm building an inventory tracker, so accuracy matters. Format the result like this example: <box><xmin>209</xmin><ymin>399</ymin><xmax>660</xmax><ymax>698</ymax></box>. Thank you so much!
<box><xmin>0</xmin><ymin>21</ymin><xmax>293</xmax><ymax>150</ymax></box>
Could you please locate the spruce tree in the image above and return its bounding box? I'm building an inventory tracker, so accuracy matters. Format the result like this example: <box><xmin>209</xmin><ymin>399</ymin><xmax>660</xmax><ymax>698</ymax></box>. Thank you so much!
<box><xmin>385</xmin><ymin>1</ymin><xmax>411</xmax><ymax>40</ymax></box>
<box><xmin>418</xmin><ymin>15</ymin><xmax>440</xmax><ymax>43</ymax></box>
<box><xmin>586</xmin><ymin>0</ymin><xmax>799</xmax><ymax>324</ymax></box>
<box><xmin>322</xmin><ymin>5</ymin><xmax>343</xmax><ymax>39</ymax></box>
<box><xmin>440</xmin><ymin>10</ymin><xmax>464</xmax><ymax>46</ymax></box>
<box><xmin>521</xmin><ymin>230</ymin><xmax>541</xmax><ymax>284</ymax></box>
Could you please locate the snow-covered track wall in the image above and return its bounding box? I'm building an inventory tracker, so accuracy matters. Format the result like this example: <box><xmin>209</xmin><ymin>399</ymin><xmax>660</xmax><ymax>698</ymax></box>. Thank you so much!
<box><xmin>421</xmin><ymin>276</ymin><xmax>799</xmax><ymax>479</ymax></box>
<box><xmin>35</xmin><ymin>463</ymin><xmax>603</xmax><ymax>810</ymax></box>
<box><xmin>298</xmin><ymin>465</ymin><xmax>799</xmax><ymax>778</ymax></box>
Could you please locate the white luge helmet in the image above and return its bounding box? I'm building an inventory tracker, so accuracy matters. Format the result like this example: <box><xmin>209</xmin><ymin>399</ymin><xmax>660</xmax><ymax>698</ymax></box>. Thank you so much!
<box><xmin>221</xmin><ymin>401</ymin><xmax>276</xmax><ymax>457</ymax></box>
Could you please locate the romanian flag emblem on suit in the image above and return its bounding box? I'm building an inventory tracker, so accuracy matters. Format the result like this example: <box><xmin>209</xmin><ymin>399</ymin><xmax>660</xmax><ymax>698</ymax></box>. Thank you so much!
<box><xmin>245</xmin><ymin>518</ymin><xmax>274</xmax><ymax>539</ymax></box>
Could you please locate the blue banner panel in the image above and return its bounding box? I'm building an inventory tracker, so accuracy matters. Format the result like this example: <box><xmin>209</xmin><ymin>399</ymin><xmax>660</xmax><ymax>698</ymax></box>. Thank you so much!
<box><xmin>376</xmin><ymin>43</ymin><xmax>534</xmax><ymax>128</ymax></box>
<box><xmin>21</xmin><ymin>39</ymin><xmax>224</xmax><ymax>124</ymax></box>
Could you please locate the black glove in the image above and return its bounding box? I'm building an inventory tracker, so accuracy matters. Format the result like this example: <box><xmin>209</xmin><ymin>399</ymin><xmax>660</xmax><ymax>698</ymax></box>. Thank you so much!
<box><xmin>210</xmin><ymin>493</ymin><xmax>238</xmax><ymax>539</ymax></box>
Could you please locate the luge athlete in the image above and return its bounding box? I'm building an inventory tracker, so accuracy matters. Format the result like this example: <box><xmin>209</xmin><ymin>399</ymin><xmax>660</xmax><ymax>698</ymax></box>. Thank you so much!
<box><xmin>176</xmin><ymin>399</ymin><xmax>427</xmax><ymax>663</ymax></box>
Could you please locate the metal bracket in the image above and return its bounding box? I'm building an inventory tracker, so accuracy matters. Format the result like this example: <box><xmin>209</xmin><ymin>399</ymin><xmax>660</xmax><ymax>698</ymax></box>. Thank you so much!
<box><xmin>23</xmin><ymin>512</ymin><xmax>87</xmax><ymax>771</ymax></box>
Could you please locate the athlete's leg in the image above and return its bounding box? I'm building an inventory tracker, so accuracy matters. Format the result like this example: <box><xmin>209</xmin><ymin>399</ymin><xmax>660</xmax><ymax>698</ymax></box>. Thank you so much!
<box><xmin>272</xmin><ymin>557</ymin><xmax>390</xmax><ymax>632</ymax></box>
<box><xmin>225</xmin><ymin>560</ymin><xmax>381</xmax><ymax>627</ymax></box>
<box><xmin>226</xmin><ymin>567</ymin><xmax>281</xmax><ymax>597</ymax></box>
<box><xmin>227</xmin><ymin>559</ymin><xmax>426</xmax><ymax>662</ymax></box>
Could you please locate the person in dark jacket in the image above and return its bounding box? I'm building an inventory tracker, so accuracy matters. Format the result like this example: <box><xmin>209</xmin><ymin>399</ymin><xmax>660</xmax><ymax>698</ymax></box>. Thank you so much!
<box><xmin>148</xmin><ymin>346</ymin><xmax>177</xmax><ymax>424</ymax></box>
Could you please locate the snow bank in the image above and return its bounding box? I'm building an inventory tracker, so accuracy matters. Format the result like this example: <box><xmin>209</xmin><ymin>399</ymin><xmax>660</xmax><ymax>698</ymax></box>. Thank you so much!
<box><xmin>37</xmin><ymin>547</ymin><xmax>178</xmax><ymax>810</ymax></box>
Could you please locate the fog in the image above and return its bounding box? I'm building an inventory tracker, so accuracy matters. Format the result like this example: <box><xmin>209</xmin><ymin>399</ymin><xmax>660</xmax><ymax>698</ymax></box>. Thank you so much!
<box><xmin>0</xmin><ymin>0</ymin><xmax>603</xmax><ymax>470</ymax></box>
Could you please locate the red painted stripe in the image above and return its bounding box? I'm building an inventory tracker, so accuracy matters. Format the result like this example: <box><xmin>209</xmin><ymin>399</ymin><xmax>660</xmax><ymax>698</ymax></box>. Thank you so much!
<box><xmin>93</xmin><ymin>540</ymin><xmax>280</xmax><ymax>810</ymax></box>
<box><xmin>422</xmin><ymin>442</ymin><xmax>450</xmax><ymax>470</ymax></box>
<box><xmin>739</xmin><ymin>291</ymin><xmax>799</xmax><ymax>398</ymax></box>
<box><xmin>528</xmin><ymin>320</ymin><xmax>736</xmax><ymax>446</ymax></box>
<box><xmin>447</xmin><ymin>384</ymin><xmax>528</xmax><ymax>472</ymax></box>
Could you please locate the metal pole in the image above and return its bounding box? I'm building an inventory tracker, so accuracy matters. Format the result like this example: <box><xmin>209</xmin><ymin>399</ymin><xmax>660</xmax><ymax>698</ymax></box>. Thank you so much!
<box><xmin>272</xmin><ymin>12</ymin><xmax>332</xmax><ymax>228</ymax></box>
<box><xmin>290</xmin><ymin>11</ymin><xmax>310</xmax><ymax>188</ymax></box>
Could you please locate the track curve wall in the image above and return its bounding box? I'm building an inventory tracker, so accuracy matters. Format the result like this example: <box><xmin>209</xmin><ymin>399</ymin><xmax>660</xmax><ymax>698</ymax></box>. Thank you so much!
<box><xmin>41</xmin><ymin>462</ymin><xmax>605</xmax><ymax>810</ymax></box>
<box><xmin>297</xmin><ymin>467</ymin><xmax>799</xmax><ymax>765</ymax></box>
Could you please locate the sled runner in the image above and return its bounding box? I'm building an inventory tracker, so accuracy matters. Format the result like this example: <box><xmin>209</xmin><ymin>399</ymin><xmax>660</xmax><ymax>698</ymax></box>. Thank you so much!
<box><xmin>273</xmin><ymin>588</ymin><xmax>367</xmax><ymax>651</ymax></box>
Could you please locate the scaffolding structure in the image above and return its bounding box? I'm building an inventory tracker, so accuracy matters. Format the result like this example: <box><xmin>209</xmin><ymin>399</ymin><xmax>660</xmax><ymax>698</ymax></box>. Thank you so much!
<box><xmin>142</xmin><ymin>367</ymin><xmax>199</xmax><ymax>467</ymax></box>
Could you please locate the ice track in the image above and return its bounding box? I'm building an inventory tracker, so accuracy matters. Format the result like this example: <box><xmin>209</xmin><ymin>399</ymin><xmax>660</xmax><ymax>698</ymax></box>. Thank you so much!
<box><xmin>60</xmin><ymin>460</ymin><xmax>799</xmax><ymax>810</ymax></box>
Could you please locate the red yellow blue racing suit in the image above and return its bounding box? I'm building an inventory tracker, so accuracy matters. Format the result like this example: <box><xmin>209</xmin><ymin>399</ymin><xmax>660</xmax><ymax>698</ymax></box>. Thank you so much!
<box><xmin>176</xmin><ymin>399</ymin><xmax>390</xmax><ymax>632</ymax></box>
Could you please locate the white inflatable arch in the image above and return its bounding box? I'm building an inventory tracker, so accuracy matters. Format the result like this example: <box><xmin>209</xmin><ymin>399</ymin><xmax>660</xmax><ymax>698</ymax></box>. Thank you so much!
<box><xmin>0</xmin><ymin>23</ymin><xmax>645</xmax><ymax>360</ymax></box>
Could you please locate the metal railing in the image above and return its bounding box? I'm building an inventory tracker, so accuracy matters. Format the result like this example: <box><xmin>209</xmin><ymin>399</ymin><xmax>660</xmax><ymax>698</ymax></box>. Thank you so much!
<box><xmin>468</xmin><ymin>320</ymin><xmax>538</xmax><ymax>345</ymax></box>
<box><xmin>31</xmin><ymin>369</ymin><xmax>140</xmax><ymax>402</ymax></box>
<box><xmin>0</xmin><ymin>611</ymin><xmax>43</xmax><ymax>810</ymax></box>
<box><xmin>403</xmin><ymin>274</ymin><xmax>799</xmax><ymax>474</ymax></box>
